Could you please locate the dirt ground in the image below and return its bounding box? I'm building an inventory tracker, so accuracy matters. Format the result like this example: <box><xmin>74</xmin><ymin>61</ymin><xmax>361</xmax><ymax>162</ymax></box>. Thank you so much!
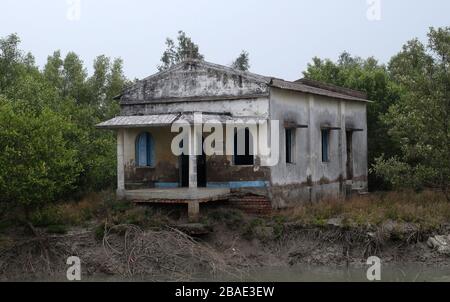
<box><xmin>1</xmin><ymin>210</ymin><xmax>449</xmax><ymax>281</ymax></box>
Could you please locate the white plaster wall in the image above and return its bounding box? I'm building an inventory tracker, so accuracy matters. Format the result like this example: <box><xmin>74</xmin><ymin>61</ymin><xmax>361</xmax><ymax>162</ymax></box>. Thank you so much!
<box><xmin>269</xmin><ymin>88</ymin><xmax>368</xmax><ymax>189</ymax></box>
<box><xmin>121</xmin><ymin>97</ymin><xmax>270</xmax><ymax>118</ymax></box>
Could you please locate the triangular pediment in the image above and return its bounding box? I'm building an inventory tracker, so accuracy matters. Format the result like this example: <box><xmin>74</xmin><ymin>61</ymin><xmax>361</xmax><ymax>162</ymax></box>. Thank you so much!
<box><xmin>120</xmin><ymin>60</ymin><xmax>270</xmax><ymax>104</ymax></box>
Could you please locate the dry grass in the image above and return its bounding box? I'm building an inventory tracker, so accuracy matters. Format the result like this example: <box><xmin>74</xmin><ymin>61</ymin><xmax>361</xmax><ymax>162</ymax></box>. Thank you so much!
<box><xmin>102</xmin><ymin>224</ymin><xmax>248</xmax><ymax>281</ymax></box>
<box><xmin>25</xmin><ymin>191</ymin><xmax>174</xmax><ymax>232</ymax></box>
<box><xmin>278</xmin><ymin>190</ymin><xmax>450</xmax><ymax>230</ymax></box>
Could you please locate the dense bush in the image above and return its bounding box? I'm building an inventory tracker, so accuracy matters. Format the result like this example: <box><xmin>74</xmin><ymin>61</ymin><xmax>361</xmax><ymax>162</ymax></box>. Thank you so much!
<box><xmin>0</xmin><ymin>34</ymin><xmax>127</xmax><ymax>219</ymax></box>
<box><xmin>0</xmin><ymin>99</ymin><xmax>81</xmax><ymax>214</ymax></box>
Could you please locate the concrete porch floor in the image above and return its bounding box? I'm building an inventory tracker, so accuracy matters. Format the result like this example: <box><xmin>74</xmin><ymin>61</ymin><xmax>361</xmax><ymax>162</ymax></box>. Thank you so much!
<box><xmin>123</xmin><ymin>187</ymin><xmax>231</xmax><ymax>223</ymax></box>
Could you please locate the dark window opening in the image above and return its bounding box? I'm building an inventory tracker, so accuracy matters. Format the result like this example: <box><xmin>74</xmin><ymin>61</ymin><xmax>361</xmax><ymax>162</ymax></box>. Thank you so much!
<box><xmin>346</xmin><ymin>131</ymin><xmax>353</xmax><ymax>179</ymax></box>
<box><xmin>197</xmin><ymin>137</ymin><xmax>207</xmax><ymax>187</ymax></box>
<box><xmin>321</xmin><ymin>129</ymin><xmax>330</xmax><ymax>162</ymax></box>
<box><xmin>285</xmin><ymin>128</ymin><xmax>294</xmax><ymax>163</ymax></box>
<box><xmin>234</xmin><ymin>128</ymin><xmax>254</xmax><ymax>165</ymax></box>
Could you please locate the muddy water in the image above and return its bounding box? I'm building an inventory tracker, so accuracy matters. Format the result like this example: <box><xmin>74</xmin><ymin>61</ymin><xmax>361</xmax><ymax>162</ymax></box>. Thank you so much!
<box><xmin>197</xmin><ymin>265</ymin><xmax>450</xmax><ymax>282</ymax></box>
<box><xmin>35</xmin><ymin>265</ymin><xmax>450</xmax><ymax>282</ymax></box>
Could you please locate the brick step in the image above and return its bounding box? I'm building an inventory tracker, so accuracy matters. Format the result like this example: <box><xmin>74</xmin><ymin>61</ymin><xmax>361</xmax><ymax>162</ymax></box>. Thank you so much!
<box><xmin>240</xmin><ymin>210</ymin><xmax>272</xmax><ymax>216</ymax></box>
<box><xmin>229</xmin><ymin>204</ymin><xmax>272</xmax><ymax>209</ymax></box>
<box><xmin>227</xmin><ymin>205</ymin><xmax>272</xmax><ymax>215</ymax></box>
<box><xmin>228</xmin><ymin>199</ymin><xmax>268</xmax><ymax>203</ymax></box>
<box><xmin>228</xmin><ymin>197</ymin><xmax>270</xmax><ymax>201</ymax></box>
<box><xmin>228</xmin><ymin>198</ymin><xmax>271</xmax><ymax>204</ymax></box>
<box><xmin>226</xmin><ymin>196</ymin><xmax>272</xmax><ymax>216</ymax></box>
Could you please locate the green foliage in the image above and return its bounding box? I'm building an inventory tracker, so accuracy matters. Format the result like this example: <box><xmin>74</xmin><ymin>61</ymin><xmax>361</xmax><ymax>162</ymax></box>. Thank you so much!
<box><xmin>374</xmin><ymin>27</ymin><xmax>450</xmax><ymax>200</ymax></box>
<box><xmin>0</xmin><ymin>99</ymin><xmax>82</xmax><ymax>212</ymax></box>
<box><xmin>95</xmin><ymin>223</ymin><xmax>106</xmax><ymax>241</ymax></box>
<box><xmin>231</xmin><ymin>50</ymin><xmax>250</xmax><ymax>71</ymax></box>
<box><xmin>158</xmin><ymin>31</ymin><xmax>204</xmax><ymax>71</ymax></box>
<box><xmin>0</xmin><ymin>33</ymin><xmax>128</xmax><ymax>219</ymax></box>
<box><xmin>206</xmin><ymin>208</ymin><xmax>245</xmax><ymax>230</ymax></box>
<box><xmin>46</xmin><ymin>224</ymin><xmax>68</xmax><ymax>234</ymax></box>
<box><xmin>29</xmin><ymin>205</ymin><xmax>65</xmax><ymax>227</ymax></box>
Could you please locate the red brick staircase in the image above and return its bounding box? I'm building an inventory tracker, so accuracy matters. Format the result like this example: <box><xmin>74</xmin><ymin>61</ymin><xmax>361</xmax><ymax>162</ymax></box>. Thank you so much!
<box><xmin>227</xmin><ymin>194</ymin><xmax>272</xmax><ymax>216</ymax></box>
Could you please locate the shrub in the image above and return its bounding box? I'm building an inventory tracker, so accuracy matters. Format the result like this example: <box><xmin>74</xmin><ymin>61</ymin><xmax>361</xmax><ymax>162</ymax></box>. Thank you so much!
<box><xmin>46</xmin><ymin>224</ymin><xmax>68</xmax><ymax>234</ymax></box>
<box><xmin>207</xmin><ymin>208</ymin><xmax>245</xmax><ymax>229</ymax></box>
<box><xmin>0</xmin><ymin>99</ymin><xmax>82</xmax><ymax>217</ymax></box>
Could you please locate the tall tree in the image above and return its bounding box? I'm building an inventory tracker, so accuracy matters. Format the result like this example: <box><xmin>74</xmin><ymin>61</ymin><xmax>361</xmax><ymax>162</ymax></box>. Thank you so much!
<box><xmin>158</xmin><ymin>31</ymin><xmax>204</xmax><ymax>71</ymax></box>
<box><xmin>105</xmin><ymin>57</ymin><xmax>127</xmax><ymax>117</ymax></box>
<box><xmin>0</xmin><ymin>34</ymin><xmax>25</xmax><ymax>92</ymax></box>
<box><xmin>44</xmin><ymin>50</ymin><xmax>64</xmax><ymax>92</ymax></box>
<box><xmin>88</xmin><ymin>55</ymin><xmax>110</xmax><ymax>109</ymax></box>
<box><xmin>62</xmin><ymin>52</ymin><xmax>87</xmax><ymax>101</ymax></box>
<box><xmin>231</xmin><ymin>50</ymin><xmax>250</xmax><ymax>71</ymax></box>
<box><xmin>374</xmin><ymin>27</ymin><xmax>450</xmax><ymax>199</ymax></box>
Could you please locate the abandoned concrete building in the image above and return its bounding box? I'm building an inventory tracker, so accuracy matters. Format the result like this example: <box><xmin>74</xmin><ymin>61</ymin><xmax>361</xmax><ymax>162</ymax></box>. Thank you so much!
<box><xmin>97</xmin><ymin>59</ymin><xmax>369</xmax><ymax>220</ymax></box>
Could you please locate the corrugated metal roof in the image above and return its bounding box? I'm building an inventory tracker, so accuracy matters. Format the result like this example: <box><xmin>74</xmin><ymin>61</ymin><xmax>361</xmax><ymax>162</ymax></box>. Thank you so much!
<box><xmin>96</xmin><ymin>114</ymin><xmax>179</xmax><ymax>129</ymax></box>
<box><xmin>96</xmin><ymin>113</ymin><xmax>269</xmax><ymax>129</ymax></box>
<box><xmin>270</xmin><ymin>79</ymin><xmax>370</xmax><ymax>103</ymax></box>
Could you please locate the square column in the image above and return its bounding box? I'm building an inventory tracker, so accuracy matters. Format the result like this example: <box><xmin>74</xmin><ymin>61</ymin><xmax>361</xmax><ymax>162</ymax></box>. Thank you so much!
<box><xmin>188</xmin><ymin>155</ymin><xmax>197</xmax><ymax>188</ymax></box>
<box><xmin>307</xmin><ymin>95</ymin><xmax>316</xmax><ymax>202</ymax></box>
<box><xmin>188</xmin><ymin>201</ymin><xmax>200</xmax><ymax>222</ymax></box>
<box><xmin>116</xmin><ymin>129</ymin><xmax>125</xmax><ymax>198</ymax></box>
<box><xmin>188</xmin><ymin>118</ymin><xmax>201</xmax><ymax>188</ymax></box>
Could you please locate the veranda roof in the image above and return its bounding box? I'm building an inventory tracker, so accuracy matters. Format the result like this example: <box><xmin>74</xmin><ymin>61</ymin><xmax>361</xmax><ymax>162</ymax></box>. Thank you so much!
<box><xmin>96</xmin><ymin>113</ymin><xmax>268</xmax><ymax>129</ymax></box>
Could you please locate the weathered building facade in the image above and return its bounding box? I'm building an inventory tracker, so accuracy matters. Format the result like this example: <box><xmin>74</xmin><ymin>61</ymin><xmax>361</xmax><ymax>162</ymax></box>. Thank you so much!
<box><xmin>97</xmin><ymin>60</ymin><xmax>369</xmax><ymax>218</ymax></box>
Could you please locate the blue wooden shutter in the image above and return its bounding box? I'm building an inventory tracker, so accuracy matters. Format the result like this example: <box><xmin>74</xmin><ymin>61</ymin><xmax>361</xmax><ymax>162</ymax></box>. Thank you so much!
<box><xmin>137</xmin><ymin>133</ymin><xmax>147</xmax><ymax>166</ymax></box>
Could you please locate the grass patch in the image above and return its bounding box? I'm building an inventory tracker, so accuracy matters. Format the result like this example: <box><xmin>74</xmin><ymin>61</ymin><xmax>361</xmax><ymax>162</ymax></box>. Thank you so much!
<box><xmin>25</xmin><ymin>190</ymin><xmax>175</xmax><ymax>232</ymax></box>
<box><xmin>205</xmin><ymin>208</ymin><xmax>246</xmax><ymax>230</ymax></box>
<box><xmin>46</xmin><ymin>224</ymin><xmax>68</xmax><ymax>234</ymax></box>
<box><xmin>280</xmin><ymin>190</ymin><xmax>450</xmax><ymax>230</ymax></box>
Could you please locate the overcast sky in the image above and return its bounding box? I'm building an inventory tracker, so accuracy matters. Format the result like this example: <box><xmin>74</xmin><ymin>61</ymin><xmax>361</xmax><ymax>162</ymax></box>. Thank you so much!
<box><xmin>1</xmin><ymin>0</ymin><xmax>449</xmax><ymax>81</ymax></box>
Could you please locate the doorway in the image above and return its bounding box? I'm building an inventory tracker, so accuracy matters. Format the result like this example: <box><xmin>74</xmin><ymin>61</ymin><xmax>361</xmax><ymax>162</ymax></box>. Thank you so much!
<box><xmin>180</xmin><ymin>154</ymin><xmax>189</xmax><ymax>187</ymax></box>
<box><xmin>179</xmin><ymin>137</ymin><xmax>207</xmax><ymax>188</ymax></box>
<box><xmin>197</xmin><ymin>152</ymin><xmax>207</xmax><ymax>187</ymax></box>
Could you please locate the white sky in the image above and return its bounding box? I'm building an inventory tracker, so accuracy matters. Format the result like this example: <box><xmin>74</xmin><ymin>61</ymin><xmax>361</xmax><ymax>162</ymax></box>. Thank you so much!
<box><xmin>1</xmin><ymin>0</ymin><xmax>449</xmax><ymax>81</ymax></box>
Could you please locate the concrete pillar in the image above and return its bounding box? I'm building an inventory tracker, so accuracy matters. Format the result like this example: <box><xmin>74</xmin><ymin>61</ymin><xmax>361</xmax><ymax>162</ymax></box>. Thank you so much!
<box><xmin>188</xmin><ymin>123</ymin><xmax>199</xmax><ymax>188</ymax></box>
<box><xmin>117</xmin><ymin>129</ymin><xmax>125</xmax><ymax>199</ymax></box>
<box><xmin>188</xmin><ymin>201</ymin><xmax>200</xmax><ymax>222</ymax></box>
<box><xmin>189</xmin><ymin>155</ymin><xmax>197</xmax><ymax>188</ymax></box>
<box><xmin>338</xmin><ymin>101</ymin><xmax>347</xmax><ymax>197</ymax></box>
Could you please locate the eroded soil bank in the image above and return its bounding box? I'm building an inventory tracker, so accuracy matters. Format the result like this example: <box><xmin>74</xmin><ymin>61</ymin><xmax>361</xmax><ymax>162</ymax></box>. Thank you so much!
<box><xmin>1</xmin><ymin>210</ymin><xmax>449</xmax><ymax>282</ymax></box>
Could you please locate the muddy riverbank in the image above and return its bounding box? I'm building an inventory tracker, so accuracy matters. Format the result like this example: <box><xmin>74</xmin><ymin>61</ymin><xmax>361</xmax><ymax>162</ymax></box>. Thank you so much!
<box><xmin>1</xmin><ymin>214</ymin><xmax>449</xmax><ymax>281</ymax></box>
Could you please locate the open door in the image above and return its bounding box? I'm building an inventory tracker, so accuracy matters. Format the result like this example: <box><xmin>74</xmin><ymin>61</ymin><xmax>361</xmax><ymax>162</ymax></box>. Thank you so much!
<box><xmin>179</xmin><ymin>137</ymin><xmax>207</xmax><ymax>188</ymax></box>
<box><xmin>180</xmin><ymin>154</ymin><xmax>189</xmax><ymax>187</ymax></box>
<box><xmin>197</xmin><ymin>152</ymin><xmax>207</xmax><ymax>187</ymax></box>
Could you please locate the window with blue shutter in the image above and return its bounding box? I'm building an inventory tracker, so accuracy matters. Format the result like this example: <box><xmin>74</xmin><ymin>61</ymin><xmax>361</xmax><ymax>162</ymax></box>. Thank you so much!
<box><xmin>135</xmin><ymin>132</ymin><xmax>154</xmax><ymax>167</ymax></box>
<box><xmin>321</xmin><ymin>129</ymin><xmax>329</xmax><ymax>162</ymax></box>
